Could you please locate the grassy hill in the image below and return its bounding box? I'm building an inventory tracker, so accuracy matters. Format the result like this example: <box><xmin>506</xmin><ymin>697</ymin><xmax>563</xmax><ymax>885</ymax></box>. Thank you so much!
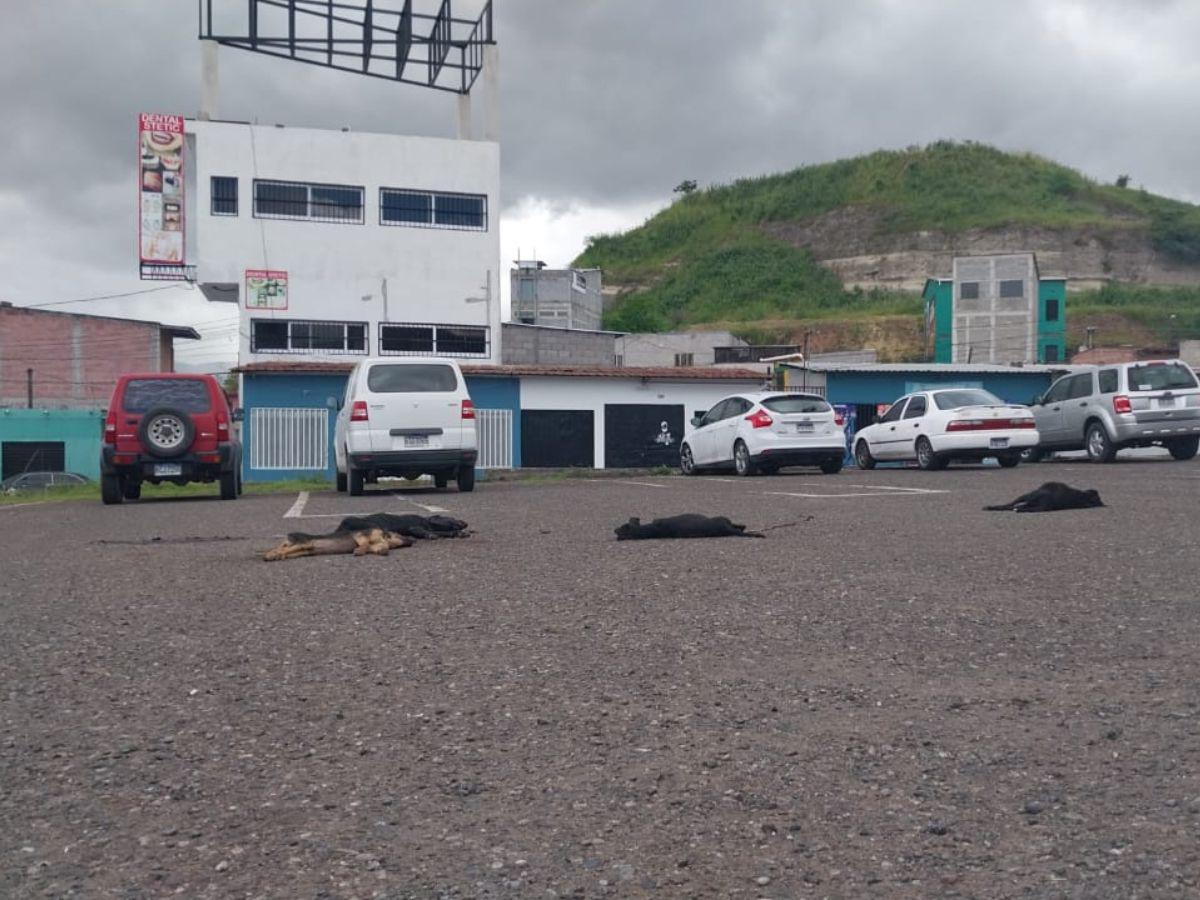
<box><xmin>578</xmin><ymin>141</ymin><xmax>1200</xmax><ymax>352</ymax></box>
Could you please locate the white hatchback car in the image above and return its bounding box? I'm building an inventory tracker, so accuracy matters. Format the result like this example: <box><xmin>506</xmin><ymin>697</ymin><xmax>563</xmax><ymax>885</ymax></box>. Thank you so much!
<box><xmin>853</xmin><ymin>388</ymin><xmax>1038</xmax><ymax>470</ymax></box>
<box><xmin>334</xmin><ymin>357</ymin><xmax>478</xmax><ymax>495</ymax></box>
<box><xmin>680</xmin><ymin>392</ymin><xmax>846</xmax><ymax>476</ymax></box>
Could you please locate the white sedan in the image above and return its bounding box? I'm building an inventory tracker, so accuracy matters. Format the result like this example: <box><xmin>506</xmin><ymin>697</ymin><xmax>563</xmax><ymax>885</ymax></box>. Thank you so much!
<box><xmin>853</xmin><ymin>388</ymin><xmax>1039</xmax><ymax>470</ymax></box>
<box><xmin>680</xmin><ymin>391</ymin><xmax>846</xmax><ymax>476</ymax></box>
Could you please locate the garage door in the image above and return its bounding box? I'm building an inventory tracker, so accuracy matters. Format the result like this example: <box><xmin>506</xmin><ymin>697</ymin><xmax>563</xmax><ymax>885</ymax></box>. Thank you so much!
<box><xmin>2</xmin><ymin>441</ymin><xmax>65</xmax><ymax>480</ymax></box>
<box><xmin>521</xmin><ymin>410</ymin><xmax>594</xmax><ymax>468</ymax></box>
<box><xmin>604</xmin><ymin>404</ymin><xmax>684</xmax><ymax>469</ymax></box>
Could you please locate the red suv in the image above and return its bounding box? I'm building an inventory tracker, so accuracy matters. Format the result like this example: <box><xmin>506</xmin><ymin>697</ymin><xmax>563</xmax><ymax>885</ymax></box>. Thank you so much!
<box><xmin>101</xmin><ymin>373</ymin><xmax>242</xmax><ymax>504</ymax></box>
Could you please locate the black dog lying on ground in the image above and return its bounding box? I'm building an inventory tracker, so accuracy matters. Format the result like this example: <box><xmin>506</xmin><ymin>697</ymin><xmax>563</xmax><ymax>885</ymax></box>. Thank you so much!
<box><xmin>985</xmin><ymin>482</ymin><xmax>1104</xmax><ymax>513</ymax></box>
<box><xmin>615</xmin><ymin>514</ymin><xmax>765</xmax><ymax>540</ymax></box>
<box><xmin>333</xmin><ymin>513</ymin><xmax>470</xmax><ymax>540</ymax></box>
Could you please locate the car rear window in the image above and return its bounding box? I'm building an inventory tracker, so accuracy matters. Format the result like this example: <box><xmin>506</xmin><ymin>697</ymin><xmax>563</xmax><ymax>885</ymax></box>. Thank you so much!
<box><xmin>761</xmin><ymin>395</ymin><xmax>831</xmax><ymax>414</ymax></box>
<box><xmin>933</xmin><ymin>389</ymin><xmax>1003</xmax><ymax>410</ymax></box>
<box><xmin>367</xmin><ymin>364</ymin><xmax>458</xmax><ymax>393</ymax></box>
<box><xmin>1125</xmin><ymin>363</ymin><xmax>1198</xmax><ymax>392</ymax></box>
<box><xmin>122</xmin><ymin>378</ymin><xmax>211</xmax><ymax>413</ymax></box>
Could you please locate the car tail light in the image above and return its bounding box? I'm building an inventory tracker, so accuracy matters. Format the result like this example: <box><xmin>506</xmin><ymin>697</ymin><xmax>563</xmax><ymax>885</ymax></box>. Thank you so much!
<box><xmin>113</xmin><ymin>454</ymin><xmax>136</xmax><ymax>465</ymax></box>
<box><xmin>834</xmin><ymin>412</ymin><xmax>845</xmax><ymax>427</ymax></box>
<box><xmin>1113</xmin><ymin>395</ymin><xmax>1132</xmax><ymax>414</ymax></box>
<box><xmin>199</xmin><ymin>453</ymin><xmax>221</xmax><ymax>463</ymax></box>
<box><xmin>947</xmin><ymin>417</ymin><xmax>1034</xmax><ymax>431</ymax></box>
<box><xmin>350</xmin><ymin>400</ymin><xmax>369</xmax><ymax>422</ymax></box>
<box><xmin>461</xmin><ymin>399</ymin><xmax>476</xmax><ymax>420</ymax></box>
<box><xmin>745</xmin><ymin>409</ymin><xmax>773</xmax><ymax>429</ymax></box>
<box><xmin>216</xmin><ymin>414</ymin><xmax>229</xmax><ymax>438</ymax></box>
<box><xmin>946</xmin><ymin>419</ymin><xmax>982</xmax><ymax>432</ymax></box>
<box><xmin>104</xmin><ymin>410</ymin><xmax>117</xmax><ymax>444</ymax></box>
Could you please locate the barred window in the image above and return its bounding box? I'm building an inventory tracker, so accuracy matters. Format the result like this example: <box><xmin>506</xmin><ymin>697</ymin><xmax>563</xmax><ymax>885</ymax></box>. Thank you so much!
<box><xmin>251</xmin><ymin>319</ymin><xmax>367</xmax><ymax>354</ymax></box>
<box><xmin>211</xmin><ymin>176</ymin><xmax>238</xmax><ymax>216</ymax></box>
<box><xmin>999</xmin><ymin>279</ymin><xmax>1024</xmax><ymax>298</ymax></box>
<box><xmin>379</xmin><ymin>322</ymin><xmax>489</xmax><ymax>358</ymax></box>
<box><xmin>960</xmin><ymin>281</ymin><xmax>980</xmax><ymax>300</ymax></box>
<box><xmin>380</xmin><ymin>188</ymin><xmax>487</xmax><ymax>230</ymax></box>
<box><xmin>253</xmin><ymin>179</ymin><xmax>364</xmax><ymax>223</ymax></box>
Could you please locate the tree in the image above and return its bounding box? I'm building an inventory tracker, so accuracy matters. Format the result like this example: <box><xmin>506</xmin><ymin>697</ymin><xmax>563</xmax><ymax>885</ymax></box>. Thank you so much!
<box><xmin>1115</xmin><ymin>174</ymin><xmax>1131</xmax><ymax>188</ymax></box>
<box><xmin>673</xmin><ymin>179</ymin><xmax>697</xmax><ymax>195</ymax></box>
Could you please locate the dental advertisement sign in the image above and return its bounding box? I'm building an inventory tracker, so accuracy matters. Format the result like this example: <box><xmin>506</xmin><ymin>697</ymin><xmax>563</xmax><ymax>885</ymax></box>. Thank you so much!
<box><xmin>138</xmin><ymin>113</ymin><xmax>185</xmax><ymax>265</ymax></box>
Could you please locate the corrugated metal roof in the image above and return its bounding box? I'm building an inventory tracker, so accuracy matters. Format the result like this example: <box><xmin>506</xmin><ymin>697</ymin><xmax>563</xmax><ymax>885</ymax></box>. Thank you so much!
<box><xmin>789</xmin><ymin>362</ymin><xmax>1081</xmax><ymax>375</ymax></box>
<box><xmin>236</xmin><ymin>361</ymin><xmax>766</xmax><ymax>381</ymax></box>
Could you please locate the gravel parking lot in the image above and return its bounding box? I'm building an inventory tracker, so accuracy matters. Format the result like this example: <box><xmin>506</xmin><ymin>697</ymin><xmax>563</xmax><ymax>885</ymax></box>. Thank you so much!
<box><xmin>3</xmin><ymin>458</ymin><xmax>1200</xmax><ymax>898</ymax></box>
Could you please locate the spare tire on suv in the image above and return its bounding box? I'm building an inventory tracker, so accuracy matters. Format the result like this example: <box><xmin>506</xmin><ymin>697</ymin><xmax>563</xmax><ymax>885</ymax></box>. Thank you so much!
<box><xmin>137</xmin><ymin>407</ymin><xmax>196</xmax><ymax>458</ymax></box>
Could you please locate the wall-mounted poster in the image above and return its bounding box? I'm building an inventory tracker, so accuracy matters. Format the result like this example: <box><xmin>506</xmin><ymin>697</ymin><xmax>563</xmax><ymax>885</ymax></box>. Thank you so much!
<box><xmin>245</xmin><ymin>270</ymin><xmax>289</xmax><ymax>309</ymax></box>
<box><xmin>138</xmin><ymin>113</ymin><xmax>185</xmax><ymax>265</ymax></box>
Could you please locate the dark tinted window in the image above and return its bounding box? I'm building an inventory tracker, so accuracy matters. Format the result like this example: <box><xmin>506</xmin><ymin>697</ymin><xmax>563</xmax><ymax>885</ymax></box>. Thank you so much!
<box><xmin>122</xmin><ymin>379</ymin><xmax>211</xmax><ymax>413</ymax></box>
<box><xmin>960</xmin><ymin>282</ymin><xmax>980</xmax><ymax>300</ymax></box>
<box><xmin>933</xmin><ymin>389</ymin><xmax>1004</xmax><ymax>410</ymax></box>
<box><xmin>1125</xmin><ymin>362</ymin><xmax>1198</xmax><ymax>391</ymax></box>
<box><xmin>903</xmin><ymin>395</ymin><xmax>927</xmax><ymax>418</ymax></box>
<box><xmin>434</xmin><ymin>193</ymin><xmax>486</xmax><ymax>229</ymax></box>
<box><xmin>379</xmin><ymin>325</ymin><xmax>434</xmax><ymax>354</ymax></box>
<box><xmin>1067</xmin><ymin>373</ymin><xmax>1094</xmax><ymax>399</ymax></box>
<box><xmin>1045</xmin><ymin>298</ymin><xmax>1059</xmax><ymax>322</ymax></box>
<box><xmin>251</xmin><ymin>320</ymin><xmax>289</xmax><ymax>350</ymax></box>
<box><xmin>381</xmin><ymin>190</ymin><xmax>433</xmax><ymax>225</ymax></box>
<box><xmin>367</xmin><ymin>364</ymin><xmax>458</xmax><ymax>393</ymax></box>
<box><xmin>1043</xmin><ymin>344</ymin><xmax>1060</xmax><ymax>362</ymax></box>
<box><xmin>438</xmin><ymin>326</ymin><xmax>488</xmax><ymax>356</ymax></box>
<box><xmin>880</xmin><ymin>399</ymin><xmax>907</xmax><ymax>423</ymax></box>
<box><xmin>761</xmin><ymin>395</ymin><xmax>831</xmax><ymax>414</ymax></box>
<box><xmin>211</xmin><ymin>176</ymin><xmax>238</xmax><ymax>215</ymax></box>
<box><xmin>1043</xmin><ymin>377</ymin><xmax>1071</xmax><ymax>403</ymax></box>
<box><xmin>1098</xmin><ymin>369</ymin><xmax>1118</xmax><ymax>393</ymax></box>
<box><xmin>999</xmin><ymin>279</ymin><xmax>1024</xmax><ymax>298</ymax></box>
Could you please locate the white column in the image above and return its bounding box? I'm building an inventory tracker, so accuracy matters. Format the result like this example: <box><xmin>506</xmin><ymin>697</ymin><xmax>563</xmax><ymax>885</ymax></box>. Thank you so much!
<box><xmin>483</xmin><ymin>45</ymin><xmax>500</xmax><ymax>142</ymax></box>
<box><xmin>200</xmin><ymin>40</ymin><xmax>219</xmax><ymax>121</ymax></box>
<box><xmin>456</xmin><ymin>93</ymin><xmax>472</xmax><ymax>140</ymax></box>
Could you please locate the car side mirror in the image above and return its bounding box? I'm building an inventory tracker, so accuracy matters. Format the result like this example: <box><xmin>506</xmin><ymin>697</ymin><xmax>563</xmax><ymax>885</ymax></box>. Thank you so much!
<box><xmin>691</xmin><ymin>415</ymin><xmax>705</xmax><ymax>428</ymax></box>
<box><xmin>231</xmin><ymin>407</ymin><xmax>245</xmax><ymax>422</ymax></box>
<box><xmin>1030</xmin><ymin>395</ymin><xmax>1043</xmax><ymax>406</ymax></box>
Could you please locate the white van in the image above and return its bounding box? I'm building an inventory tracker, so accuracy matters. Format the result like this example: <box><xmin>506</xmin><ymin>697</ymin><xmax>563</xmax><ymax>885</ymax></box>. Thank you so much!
<box><xmin>334</xmin><ymin>357</ymin><xmax>478</xmax><ymax>494</ymax></box>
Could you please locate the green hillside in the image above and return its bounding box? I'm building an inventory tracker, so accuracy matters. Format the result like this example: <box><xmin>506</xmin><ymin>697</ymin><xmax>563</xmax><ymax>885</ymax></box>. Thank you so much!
<box><xmin>579</xmin><ymin>141</ymin><xmax>1200</xmax><ymax>339</ymax></box>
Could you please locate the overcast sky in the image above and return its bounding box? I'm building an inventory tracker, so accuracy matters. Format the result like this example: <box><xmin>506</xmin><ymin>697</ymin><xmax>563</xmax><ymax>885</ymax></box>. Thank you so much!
<box><xmin>2</xmin><ymin>0</ymin><xmax>1197</xmax><ymax>371</ymax></box>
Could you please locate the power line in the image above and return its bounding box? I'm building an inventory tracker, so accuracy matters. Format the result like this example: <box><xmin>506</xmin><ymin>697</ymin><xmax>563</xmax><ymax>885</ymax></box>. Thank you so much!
<box><xmin>13</xmin><ymin>284</ymin><xmax>195</xmax><ymax>309</ymax></box>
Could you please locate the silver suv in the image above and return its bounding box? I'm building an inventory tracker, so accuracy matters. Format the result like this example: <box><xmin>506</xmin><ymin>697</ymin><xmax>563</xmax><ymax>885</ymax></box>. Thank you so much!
<box><xmin>1028</xmin><ymin>360</ymin><xmax>1200</xmax><ymax>462</ymax></box>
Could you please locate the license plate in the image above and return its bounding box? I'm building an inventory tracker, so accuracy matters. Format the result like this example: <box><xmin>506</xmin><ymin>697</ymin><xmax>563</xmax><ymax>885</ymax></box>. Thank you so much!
<box><xmin>989</xmin><ymin>438</ymin><xmax>1009</xmax><ymax>449</ymax></box>
<box><xmin>404</xmin><ymin>435</ymin><xmax>430</xmax><ymax>448</ymax></box>
<box><xmin>794</xmin><ymin>422</ymin><xmax>814</xmax><ymax>433</ymax></box>
<box><xmin>153</xmin><ymin>463</ymin><xmax>182</xmax><ymax>477</ymax></box>
<box><xmin>1157</xmin><ymin>397</ymin><xmax>1178</xmax><ymax>409</ymax></box>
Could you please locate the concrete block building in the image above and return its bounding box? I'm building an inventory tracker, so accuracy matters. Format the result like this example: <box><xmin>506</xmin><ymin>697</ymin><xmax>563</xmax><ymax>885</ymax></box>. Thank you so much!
<box><xmin>510</xmin><ymin>260</ymin><xmax>603</xmax><ymax>331</ymax></box>
<box><xmin>923</xmin><ymin>253</ymin><xmax>1066</xmax><ymax>364</ymax></box>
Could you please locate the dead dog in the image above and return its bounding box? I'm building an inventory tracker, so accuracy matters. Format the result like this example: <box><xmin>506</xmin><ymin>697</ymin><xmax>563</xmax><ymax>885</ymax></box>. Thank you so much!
<box><xmin>615</xmin><ymin>514</ymin><xmax>765</xmax><ymax>540</ymax></box>
<box><xmin>335</xmin><ymin>513</ymin><xmax>470</xmax><ymax>540</ymax></box>
<box><xmin>263</xmin><ymin>527</ymin><xmax>413</xmax><ymax>561</ymax></box>
<box><xmin>985</xmin><ymin>482</ymin><xmax>1104</xmax><ymax>513</ymax></box>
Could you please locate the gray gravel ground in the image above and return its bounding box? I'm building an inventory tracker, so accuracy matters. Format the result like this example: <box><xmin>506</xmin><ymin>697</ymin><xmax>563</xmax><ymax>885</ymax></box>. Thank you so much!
<box><xmin>2</xmin><ymin>458</ymin><xmax>1199</xmax><ymax>898</ymax></box>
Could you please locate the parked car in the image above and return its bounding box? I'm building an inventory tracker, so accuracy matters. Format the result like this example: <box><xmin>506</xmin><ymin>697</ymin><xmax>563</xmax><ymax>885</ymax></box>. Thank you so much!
<box><xmin>854</xmin><ymin>388</ymin><xmax>1038</xmax><ymax>470</ymax></box>
<box><xmin>101</xmin><ymin>373</ymin><xmax>242</xmax><ymax>504</ymax></box>
<box><xmin>1</xmin><ymin>471</ymin><xmax>89</xmax><ymax>493</ymax></box>
<box><xmin>680</xmin><ymin>391</ymin><xmax>845</xmax><ymax>476</ymax></box>
<box><xmin>334</xmin><ymin>357</ymin><xmax>478</xmax><ymax>495</ymax></box>
<box><xmin>1027</xmin><ymin>360</ymin><xmax>1200</xmax><ymax>462</ymax></box>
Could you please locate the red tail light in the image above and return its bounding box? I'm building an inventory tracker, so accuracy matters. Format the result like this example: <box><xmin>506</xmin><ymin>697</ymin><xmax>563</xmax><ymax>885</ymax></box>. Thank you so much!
<box><xmin>834</xmin><ymin>413</ymin><xmax>845</xmax><ymax>427</ymax></box>
<box><xmin>461</xmin><ymin>399</ymin><xmax>475</xmax><ymax>420</ymax></box>
<box><xmin>350</xmin><ymin>400</ymin><xmax>369</xmax><ymax>422</ymax></box>
<box><xmin>216</xmin><ymin>414</ymin><xmax>229</xmax><ymax>438</ymax></box>
<box><xmin>745</xmin><ymin>409</ymin><xmax>773</xmax><ymax>429</ymax></box>
<box><xmin>1113</xmin><ymin>395</ymin><xmax>1132</xmax><ymax>414</ymax></box>
<box><xmin>104</xmin><ymin>410</ymin><xmax>117</xmax><ymax>444</ymax></box>
<box><xmin>946</xmin><ymin>417</ymin><xmax>1036</xmax><ymax>432</ymax></box>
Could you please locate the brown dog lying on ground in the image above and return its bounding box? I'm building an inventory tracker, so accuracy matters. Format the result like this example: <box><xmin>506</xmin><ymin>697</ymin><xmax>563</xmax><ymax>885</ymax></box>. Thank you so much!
<box><xmin>263</xmin><ymin>527</ymin><xmax>413</xmax><ymax>561</ymax></box>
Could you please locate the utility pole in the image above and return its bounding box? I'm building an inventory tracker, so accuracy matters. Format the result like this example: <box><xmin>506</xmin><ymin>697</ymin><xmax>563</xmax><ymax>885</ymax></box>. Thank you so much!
<box><xmin>801</xmin><ymin>331</ymin><xmax>811</xmax><ymax>390</ymax></box>
<box><xmin>26</xmin><ymin>368</ymin><xmax>33</xmax><ymax>409</ymax></box>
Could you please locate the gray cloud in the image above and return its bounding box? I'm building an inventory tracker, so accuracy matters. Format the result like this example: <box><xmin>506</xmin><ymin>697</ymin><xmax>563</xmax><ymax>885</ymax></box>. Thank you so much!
<box><xmin>1</xmin><ymin>0</ymin><xmax>1197</xmax><ymax>362</ymax></box>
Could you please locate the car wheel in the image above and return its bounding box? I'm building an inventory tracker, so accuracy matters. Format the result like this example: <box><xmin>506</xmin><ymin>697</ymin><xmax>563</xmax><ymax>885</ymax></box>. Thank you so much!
<box><xmin>819</xmin><ymin>457</ymin><xmax>843</xmax><ymax>475</ymax></box>
<box><xmin>915</xmin><ymin>437</ymin><xmax>942</xmax><ymax>471</ymax></box>
<box><xmin>336</xmin><ymin>463</ymin><xmax>347</xmax><ymax>492</ymax></box>
<box><xmin>997</xmin><ymin>453</ymin><xmax>1021</xmax><ymax>468</ymax></box>
<box><xmin>1167</xmin><ymin>436</ymin><xmax>1199</xmax><ymax>461</ymax></box>
<box><xmin>855</xmin><ymin>440</ymin><xmax>876</xmax><ymax>470</ymax></box>
<box><xmin>435</xmin><ymin>474</ymin><xmax>449</xmax><ymax>489</ymax></box>
<box><xmin>457</xmin><ymin>465</ymin><xmax>476</xmax><ymax>493</ymax></box>
<box><xmin>733</xmin><ymin>440</ymin><xmax>756</xmax><ymax>476</ymax></box>
<box><xmin>122</xmin><ymin>479</ymin><xmax>142</xmax><ymax>500</ymax></box>
<box><xmin>236</xmin><ymin>471</ymin><xmax>243</xmax><ymax>495</ymax></box>
<box><xmin>138</xmin><ymin>407</ymin><xmax>195</xmax><ymax>459</ymax></box>
<box><xmin>1021</xmin><ymin>447</ymin><xmax>1045</xmax><ymax>463</ymax></box>
<box><xmin>101</xmin><ymin>473</ymin><xmax>123</xmax><ymax>505</ymax></box>
<box><xmin>680</xmin><ymin>443</ymin><xmax>697</xmax><ymax>476</ymax></box>
<box><xmin>1085</xmin><ymin>421</ymin><xmax>1117</xmax><ymax>463</ymax></box>
<box><xmin>348</xmin><ymin>463</ymin><xmax>365</xmax><ymax>496</ymax></box>
<box><xmin>219</xmin><ymin>470</ymin><xmax>238</xmax><ymax>500</ymax></box>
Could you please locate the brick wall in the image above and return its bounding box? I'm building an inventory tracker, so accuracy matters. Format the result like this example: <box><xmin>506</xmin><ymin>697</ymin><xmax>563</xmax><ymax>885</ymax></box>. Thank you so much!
<box><xmin>0</xmin><ymin>306</ymin><xmax>166</xmax><ymax>409</ymax></box>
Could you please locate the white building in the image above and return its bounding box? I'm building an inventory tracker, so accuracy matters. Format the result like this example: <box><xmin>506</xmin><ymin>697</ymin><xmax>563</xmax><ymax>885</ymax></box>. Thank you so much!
<box><xmin>185</xmin><ymin>119</ymin><xmax>502</xmax><ymax>364</ymax></box>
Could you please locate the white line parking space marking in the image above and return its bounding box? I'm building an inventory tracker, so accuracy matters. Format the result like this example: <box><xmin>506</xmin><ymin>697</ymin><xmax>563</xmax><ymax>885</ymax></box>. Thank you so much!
<box><xmin>0</xmin><ymin>501</ymin><xmax>48</xmax><ymax>510</ymax></box>
<box><xmin>774</xmin><ymin>482</ymin><xmax>947</xmax><ymax>494</ymax></box>
<box><xmin>283</xmin><ymin>491</ymin><xmax>309</xmax><ymax>518</ymax></box>
<box><xmin>587</xmin><ymin>479</ymin><xmax>670</xmax><ymax>488</ymax></box>
<box><xmin>765</xmin><ymin>484</ymin><xmax>949</xmax><ymax>499</ymax></box>
<box><xmin>406</xmin><ymin>499</ymin><xmax>449</xmax><ymax>513</ymax></box>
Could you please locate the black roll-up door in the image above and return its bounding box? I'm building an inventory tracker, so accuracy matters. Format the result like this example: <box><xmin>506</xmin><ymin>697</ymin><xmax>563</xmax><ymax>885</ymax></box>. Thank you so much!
<box><xmin>2</xmin><ymin>441</ymin><xmax>66</xmax><ymax>480</ymax></box>
<box><xmin>520</xmin><ymin>410</ymin><xmax>594</xmax><ymax>468</ymax></box>
<box><xmin>604</xmin><ymin>404</ymin><xmax>685</xmax><ymax>468</ymax></box>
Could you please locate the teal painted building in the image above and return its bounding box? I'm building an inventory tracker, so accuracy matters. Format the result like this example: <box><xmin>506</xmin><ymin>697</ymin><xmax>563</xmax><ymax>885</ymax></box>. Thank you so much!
<box><xmin>923</xmin><ymin>253</ymin><xmax>1067</xmax><ymax>365</ymax></box>
<box><xmin>0</xmin><ymin>409</ymin><xmax>105</xmax><ymax>480</ymax></box>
